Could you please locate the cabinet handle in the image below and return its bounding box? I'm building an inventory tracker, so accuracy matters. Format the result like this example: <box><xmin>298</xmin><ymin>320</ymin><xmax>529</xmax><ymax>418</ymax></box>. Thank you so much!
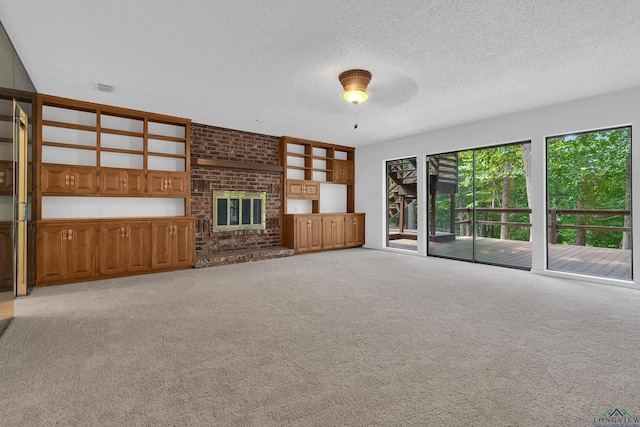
<box><xmin>62</xmin><ymin>229</ymin><xmax>67</xmax><ymax>239</ymax></box>
<box><xmin>164</xmin><ymin>179</ymin><xmax>168</xmax><ymax>189</ymax></box>
<box><xmin>65</xmin><ymin>175</ymin><xmax>70</xmax><ymax>185</ymax></box>
<box><xmin>68</xmin><ymin>229</ymin><xmax>73</xmax><ymax>240</ymax></box>
<box><xmin>126</xmin><ymin>227</ymin><xmax>131</xmax><ymax>237</ymax></box>
<box><xmin>173</xmin><ymin>225</ymin><xmax>177</xmax><ymax>235</ymax></box>
<box><xmin>168</xmin><ymin>180</ymin><xmax>172</xmax><ymax>188</ymax></box>
<box><xmin>0</xmin><ymin>172</ymin><xmax>4</xmax><ymax>184</ymax></box>
<box><xmin>70</xmin><ymin>176</ymin><xmax>75</xmax><ymax>186</ymax></box>
<box><xmin>123</xmin><ymin>179</ymin><xmax>127</xmax><ymax>187</ymax></box>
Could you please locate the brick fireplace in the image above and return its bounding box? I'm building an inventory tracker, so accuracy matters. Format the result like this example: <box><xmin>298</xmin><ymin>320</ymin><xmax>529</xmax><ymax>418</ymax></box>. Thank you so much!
<box><xmin>190</xmin><ymin>123</ymin><xmax>293</xmax><ymax>267</ymax></box>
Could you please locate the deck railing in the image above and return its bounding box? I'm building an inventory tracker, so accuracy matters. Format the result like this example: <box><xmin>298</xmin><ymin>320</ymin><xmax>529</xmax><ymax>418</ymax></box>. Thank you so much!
<box><xmin>451</xmin><ymin>208</ymin><xmax>630</xmax><ymax>244</ymax></box>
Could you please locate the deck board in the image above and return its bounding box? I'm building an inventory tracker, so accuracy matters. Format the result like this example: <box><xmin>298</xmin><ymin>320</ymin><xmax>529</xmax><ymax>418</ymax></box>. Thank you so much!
<box><xmin>388</xmin><ymin>236</ymin><xmax>632</xmax><ymax>281</ymax></box>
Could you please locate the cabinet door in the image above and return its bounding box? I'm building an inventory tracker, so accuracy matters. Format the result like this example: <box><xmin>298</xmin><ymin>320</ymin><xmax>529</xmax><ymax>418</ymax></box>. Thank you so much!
<box><xmin>333</xmin><ymin>216</ymin><xmax>345</xmax><ymax>248</ymax></box>
<box><xmin>296</xmin><ymin>217</ymin><xmax>311</xmax><ymax>253</ymax></box>
<box><xmin>147</xmin><ymin>172</ymin><xmax>168</xmax><ymax>196</ymax></box>
<box><xmin>36</xmin><ymin>225</ymin><xmax>67</xmax><ymax>283</ymax></box>
<box><xmin>169</xmin><ymin>173</ymin><xmax>188</xmax><ymax>196</ymax></box>
<box><xmin>345</xmin><ymin>214</ymin><xmax>365</xmax><ymax>247</ymax></box>
<box><xmin>322</xmin><ymin>216</ymin><xmax>345</xmax><ymax>249</ymax></box>
<box><xmin>100</xmin><ymin>169</ymin><xmax>123</xmax><ymax>195</ymax></box>
<box><xmin>304</xmin><ymin>182</ymin><xmax>319</xmax><ymax>199</ymax></box>
<box><xmin>287</xmin><ymin>181</ymin><xmax>306</xmax><ymax>198</ymax></box>
<box><xmin>294</xmin><ymin>217</ymin><xmax>320</xmax><ymax>253</ymax></box>
<box><xmin>67</xmin><ymin>224</ymin><xmax>97</xmax><ymax>279</ymax></box>
<box><xmin>125</xmin><ymin>170</ymin><xmax>146</xmax><ymax>196</ymax></box>
<box><xmin>41</xmin><ymin>164</ymin><xmax>71</xmax><ymax>193</ymax></box>
<box><xmin>99</xmin><ymin>223</ymin><xmax>125</xmax><ymax>274</ymax></box>
<box><xmin>71</xmin><ymin>166</ymin><xmax>97</xmax><ymax>194</ymax></box>
<box><xmin>151</xmin><ymin>221</ymin><xmax>173</xmax><ymax>268</ymax></box>
<box><xmin>333</xmin><ymin>160</ymin><xmax>354</xmax><ymax>185</ymax></box>
<box><xmin>125</xmin><ymin>222</ymin><xmax>149</xmax><ymax>272</ymax></box>
<box><xmin>173</xmin><ymin>220</ymin><xmax>194</xmax><ymax>268</ymax></box>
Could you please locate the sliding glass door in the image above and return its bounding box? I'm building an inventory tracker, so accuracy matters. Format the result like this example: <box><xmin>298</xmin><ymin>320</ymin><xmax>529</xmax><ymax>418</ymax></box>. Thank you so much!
<box><xmin>427</xmin><ymin>151</ymin><xmax>473</xmax><ymax>261</ymax></box>
<box><xmin>546</xmin><ymin>127</ymin><xmax>632</xmax><ymax>280</ymax></box>
<box><xmin>427</xmin><ymin>142</ymin><xmax>532</xmax><ymax>269</ymax></box>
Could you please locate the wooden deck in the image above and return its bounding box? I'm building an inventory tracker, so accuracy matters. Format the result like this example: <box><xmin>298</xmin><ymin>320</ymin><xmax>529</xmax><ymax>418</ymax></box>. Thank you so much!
<box><xmin>388</xmin><ymin>236</ymin><xmax>632</xmax><ymax>281</ymax></box>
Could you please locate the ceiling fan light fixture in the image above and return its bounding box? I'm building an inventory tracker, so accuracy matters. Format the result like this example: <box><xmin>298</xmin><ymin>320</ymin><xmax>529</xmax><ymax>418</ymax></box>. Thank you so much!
<box><xmin>339</xmin><ymin>69</ymin><xmax>372</xmax><ymax>105</ymax></box>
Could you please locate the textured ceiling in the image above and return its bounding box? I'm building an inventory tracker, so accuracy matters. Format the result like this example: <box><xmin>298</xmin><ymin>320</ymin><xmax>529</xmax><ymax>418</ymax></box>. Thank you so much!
<box><xmin>1</xmin><ymin>0</ymin><xmax>640</xmax><ymax>147</ymax></box>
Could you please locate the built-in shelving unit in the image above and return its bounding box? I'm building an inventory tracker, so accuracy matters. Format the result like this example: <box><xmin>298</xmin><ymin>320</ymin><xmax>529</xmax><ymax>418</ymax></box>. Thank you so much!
<box><xmin>35</xmin><ymin>95</ymin><xmax>195</xmax><ymax>286</ymax></box>
<box><xmin>280</xmin><ymin>136</ymin><xmax>364</xmax><ymax>253</ymax></box>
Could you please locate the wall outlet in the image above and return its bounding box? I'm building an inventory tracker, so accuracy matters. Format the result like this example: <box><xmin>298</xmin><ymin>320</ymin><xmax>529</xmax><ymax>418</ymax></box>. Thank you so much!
<box><xmin>98</xmin><ymin>207</ymin><xmax>104</xmax><ymax>216</ymax></box>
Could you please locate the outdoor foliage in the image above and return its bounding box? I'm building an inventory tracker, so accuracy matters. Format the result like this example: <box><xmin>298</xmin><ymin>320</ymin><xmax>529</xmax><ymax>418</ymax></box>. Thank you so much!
<box><xmin>429</xmin><ymin>128</ymin><xmax>631</xmax><ymax>248</ymax></box>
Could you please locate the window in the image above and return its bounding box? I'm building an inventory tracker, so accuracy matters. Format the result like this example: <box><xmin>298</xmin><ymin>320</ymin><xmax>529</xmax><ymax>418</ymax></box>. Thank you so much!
<box><xmin>546</xmin><ymin>127</ymin><xmax>632</xmax><ymax>280</ymax></box>
<box><xmin>213</xmin><ymin>191</ymin><xmax>266</xmax><ymax>231</ymax></box>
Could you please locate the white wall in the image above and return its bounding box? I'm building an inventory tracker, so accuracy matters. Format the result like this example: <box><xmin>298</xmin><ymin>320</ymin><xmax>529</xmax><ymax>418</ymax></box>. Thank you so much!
<box><xmin>356</xmin><ymin>87</ymin><xmax>640</xmax><ymax>286</ymax></box>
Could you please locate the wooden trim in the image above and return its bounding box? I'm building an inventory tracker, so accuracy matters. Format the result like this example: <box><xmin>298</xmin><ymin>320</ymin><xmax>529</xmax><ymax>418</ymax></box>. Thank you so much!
<box><xmin>147</xmin><ymin>133</ymin><xmax>187</xmax><ymax>143</ymax></box>
<box><xmin>280</xmin><ymin>135</ymin><xmax>355</xmax><ymax>153</ymax></box>
<box><xmin>39</xmin><ymin>94</ymin><xmax>191</xmax><ymax>125</ymax></box>
<box><xmin>100</xmin><ymin>128</ymin><xmax>145</xmax><ymax>138</ymax></box>
<box><xmin>42</xmin><ymin>120</ymin><xmax>96</xmax><ymax>132</ymax></box>
<box><xmin>35</xmin><ymin>95</ymin><xmax>43</xmax><ymax>220</ymax></box>
<box><xmin>41</xmin><ymin>141</ymin><xmax>97</xmax><ymax>151</ymax></box>
<box><xmin>148</xmin><ymin>152</ymin><xmax>187</xmax><ymax>159</ymax></box>
<box><xmin>184</xmin><ymin>121</ymin><xmax>191</xmax><ymax>217</ymax></box>
<box><xmin>191</xmin><ymin>158</ymin><xmax>284</xmax><ymax>173</ymax></box>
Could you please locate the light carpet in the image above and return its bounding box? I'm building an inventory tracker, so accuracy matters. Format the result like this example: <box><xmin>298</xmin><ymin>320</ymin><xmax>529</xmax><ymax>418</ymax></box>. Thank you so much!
<box><xmin>1</xmin><ymin>248</ymin><xmax>639</xmax><ymax>426</ymax></box>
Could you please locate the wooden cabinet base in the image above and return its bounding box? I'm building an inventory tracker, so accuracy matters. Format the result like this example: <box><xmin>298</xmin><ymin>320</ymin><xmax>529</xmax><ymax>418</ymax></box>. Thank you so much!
<box><xmin>283</xmin><ymin>213</ymin><xmax>364</xmax><ymax>254</ymax></box>
<box><xmin>35</xmin><ymin>217</ymin><xmax>195</xmax><ymax>286</ymax></box>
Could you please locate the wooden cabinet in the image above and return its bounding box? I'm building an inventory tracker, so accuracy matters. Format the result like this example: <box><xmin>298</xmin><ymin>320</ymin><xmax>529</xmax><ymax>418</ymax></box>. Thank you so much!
<box><xmin>283</xmin><ymin>213</ymin><xmax>364</xmax><ymax>254</ymax></box>
<box><xmin>36</xmin><ymin>217</ymin><xmax>195</xmax><ymax>285</ymax></box>
<box><xmin>99</xmin><ymin>221</ymin><xmax>149</xmax><ymax>275</ymax></box>
<box><xmin>151</xmin><ymin>219</ymin><xmax>194</xmax><ymax>269</ymax></box>
<box><xmin>333</xmin><ymin>160</ymin><xmax>354</xmax><ymax>185</ymax></box>
<box><xmin>147</xmin><ymin>172</ymin><xmax>189</xmax><ymax>196</ymax></box>
<box><xmin>286</xmin><ymin>180</ymin><xmax>319</xmax><ymax>200</ymax></box>
<box><xmin>294</xmin><ymin>216</ymin><xmax>322</xmax><ymax>253</ymax></box>
<box><xmin>100</xmin><ymin>169</ymin><xmax>145</xmax><ymax>195</ymax></box>
<box><xmin>345</xmin><ymin>213</ymin><xmax>365</xmax><ymax>247</ymax></box>
<box><xmin>40</xmin><ymin>164</ymin><xmax>97</xmax><ymax>194</ymax></box>
<box><xmin>36</xmin><ymin>222</ymin><xmax>97</xmax><ymax>284</ymax></box>
<box><xmin>322</xmin><ymin>215</ymin><xmax>345</xmax><ymax>249</ymax></box>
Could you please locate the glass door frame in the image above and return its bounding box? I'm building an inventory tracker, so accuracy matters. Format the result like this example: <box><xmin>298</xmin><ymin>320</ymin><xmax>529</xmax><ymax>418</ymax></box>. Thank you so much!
<box><xmin>13</xmin><ymin>102</ymin><xmax>28</xmax><ymax>296</ymax></box>
<box><xmin>427</xmin><ymin>141</ymin><xmax>532</xmax><ymax>271</ymax></box>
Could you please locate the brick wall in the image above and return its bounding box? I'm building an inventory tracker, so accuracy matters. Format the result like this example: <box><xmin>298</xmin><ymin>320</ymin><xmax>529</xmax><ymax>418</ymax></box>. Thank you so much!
<box><xmin>190</xmin><ymin>123</ymin><xmax>283</xmax><ymax>261</ymax></box>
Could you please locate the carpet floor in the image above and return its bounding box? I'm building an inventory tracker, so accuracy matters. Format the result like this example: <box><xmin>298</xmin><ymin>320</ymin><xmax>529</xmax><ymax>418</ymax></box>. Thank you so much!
<box><xmin>1</xmin><ymin>248</ymin><xmax>639</xmax><ymax>426</ymax></box>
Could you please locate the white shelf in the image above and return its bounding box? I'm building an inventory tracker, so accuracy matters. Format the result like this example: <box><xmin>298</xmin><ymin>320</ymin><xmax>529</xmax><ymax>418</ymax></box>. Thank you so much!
<box><xmin>41</xmin><ymin>196</ymin><xmax>185</xmax><ymax>219</ymax></box>
<box><xmin>101</xmin><ymin>152</ymin><xmax>144</xmax><ymax>169</ymax></box>
<box><xmin>42</xmin><ymin>126</ymin><xmax>96</xmax><ymax>147</ymax></box>
<box><xmin>42</xmin><ymin>146</ymin><xmax>96</xmax><ymax>166</ymax></box>
<box><xmin>101</xmin><ymin>114</ymin><xmax>143</xmax><ymax>133</ymax></box>
<box><xmin>148</xmin><ymin>121</ymin><xmax>185</xmax><ymax>138</ymax></box>
<box><xmin>101</xmin><ymin>133</ymin><xmax>143</xmax><ymax>151</ymax></box>
<box><xmin>149</xmin><ymin>138</ymin><xmax>185</xmax><ymax>155</ymax></box>
<box><xmin>42</xmin><ymin>105</ymin><xmax>95</xmax><ymax>126</ymax></box>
